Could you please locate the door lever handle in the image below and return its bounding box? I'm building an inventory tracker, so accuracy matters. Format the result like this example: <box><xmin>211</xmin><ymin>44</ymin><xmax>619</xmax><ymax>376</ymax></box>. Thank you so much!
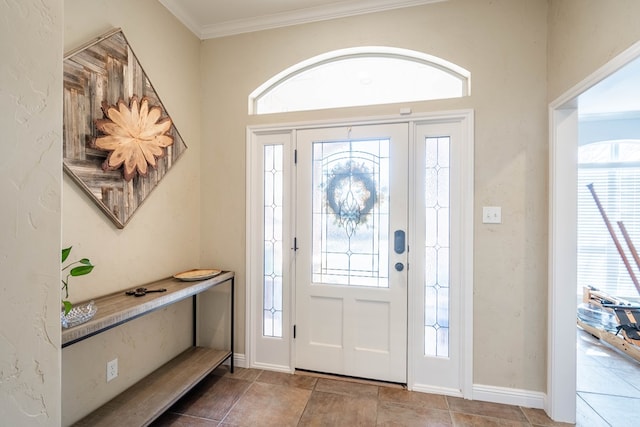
<box><xmin>394</xmin><ymin>230</ymin><xmax>405</xmax><ymax>254</ymax></box>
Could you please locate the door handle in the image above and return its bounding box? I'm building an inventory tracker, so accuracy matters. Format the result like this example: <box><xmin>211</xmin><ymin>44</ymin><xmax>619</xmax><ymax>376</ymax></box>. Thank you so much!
<box><xmin>394</xmin><ymin>230</ymin><xmax>405</xmax><ymax>254</ymax></box>
<box><xmin>395</xmin><ymin>262</ymin><xmax>404</xmax><ymax>272</ymax></box>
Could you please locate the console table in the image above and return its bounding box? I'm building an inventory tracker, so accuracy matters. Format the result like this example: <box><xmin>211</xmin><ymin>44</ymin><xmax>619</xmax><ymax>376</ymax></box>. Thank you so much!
<box><xmin>64</xmin><ymin>271</ymin><xmax>234</xmax><ymax>426</ymax></box>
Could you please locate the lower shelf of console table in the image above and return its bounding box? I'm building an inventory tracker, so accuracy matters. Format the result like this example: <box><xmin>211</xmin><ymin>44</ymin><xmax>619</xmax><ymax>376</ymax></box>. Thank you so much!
<box><xmin>64</xmin><ymin>271</ymin><xmax>234</xmax><ymax>426</ymax></box>
<box><xmin>73</xmin><ymin>347</ymin><xmax>230</xmax><ymax>426</ymax></box>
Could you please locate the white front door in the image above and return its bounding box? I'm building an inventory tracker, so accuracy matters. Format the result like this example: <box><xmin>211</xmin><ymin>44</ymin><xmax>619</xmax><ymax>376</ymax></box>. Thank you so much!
<box><xmin>294</xmin><ymin>123</ymin><xmax>408</xmax><ymax>383</ymax></box>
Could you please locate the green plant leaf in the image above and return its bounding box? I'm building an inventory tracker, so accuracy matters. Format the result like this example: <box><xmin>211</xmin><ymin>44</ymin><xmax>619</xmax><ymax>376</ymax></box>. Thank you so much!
<box><xmin>62</xmin><ymin>247</ymin><xmax>72</xmax><ymax>263</ymax></box>
<box><xmin>78</xmin><ymin>258</ymin><xmax>92</xmax><ymax>265</ymax></box>
<box><xmin>62</xmin><ymin>300</ymin><xmax>73</xmax><ymax>315</ymax></box>
<box><xmin>70</xmin><ymin>265</ymin><xmax>94</xmax><ymax>277</ymax></box>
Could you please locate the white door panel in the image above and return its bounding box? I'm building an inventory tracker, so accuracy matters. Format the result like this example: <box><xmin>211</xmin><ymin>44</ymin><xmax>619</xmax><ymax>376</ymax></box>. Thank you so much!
<box><xmin>295</xmin><ymin>123</ymin><xmax>408</xmax><ymax>383</ymax></box>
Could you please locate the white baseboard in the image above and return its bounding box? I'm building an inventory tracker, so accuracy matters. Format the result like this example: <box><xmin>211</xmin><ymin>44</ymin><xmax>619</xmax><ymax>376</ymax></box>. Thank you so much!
<box><xmin>221</xmin><ymin>353</ymin><xmax>247</xmax><ymax>369</ymax></box>
<box><xmin>410</xmin><ymin>383</ymin><xmax>464</xmax><ymax>398</ymax></box>
<box><xmin>233</xmin><ymin>353</ymin><xmax>246</xmax><ymax>368</ymax></box>
<box><xmin>472</xmin><ymin>384</ymin><xmax>545</xmax><ymax>409</ymax></box>
<box><xmin>229</xmin><ymin>354</ymin><xmax>293</xmax><ymax>373</ymax></box>
<box><xmin>249</xmin><ymin>361</ymin><xmax>293</xmax><ymax>373</ymax></box>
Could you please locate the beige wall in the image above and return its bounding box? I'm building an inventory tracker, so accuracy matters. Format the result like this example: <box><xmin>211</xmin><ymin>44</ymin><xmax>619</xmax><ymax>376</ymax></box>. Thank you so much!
<box><xmin>0</xmin><ymin>1</ymin><xmax>63</xmax><ymax>425</ymax></box>
<box><xmin>548</xmin><ymin>0</ymin><xmax>640</xmax><ymax>102</ymax></box>
<box><xmin>62</xmin><ymin>0</ymin><xmax>202</xmax><ymax>424</ymax></box>
<box><xmin>200</xmin><ymin>0</ymin><xmax>549</xmax><ymax>391</ymax></box>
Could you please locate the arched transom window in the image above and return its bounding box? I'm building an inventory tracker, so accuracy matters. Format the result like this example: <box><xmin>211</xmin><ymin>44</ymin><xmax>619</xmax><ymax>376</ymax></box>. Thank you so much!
<box><xmin>249</xmin><ymin>47</ymin><xmax>470</xmax><ymax>115</ymax></box>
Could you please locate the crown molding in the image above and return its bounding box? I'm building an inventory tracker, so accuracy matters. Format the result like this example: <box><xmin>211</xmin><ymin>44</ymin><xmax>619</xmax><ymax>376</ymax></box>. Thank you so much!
<box><xmin>160</xmin><ymin>0</ymin><xmax>446</xmax><ymax>40</ymax></box>
<box><xmin>158</xmin><ymin>0</ymin><xmax>202</xmax><ymax>38</ymax></box>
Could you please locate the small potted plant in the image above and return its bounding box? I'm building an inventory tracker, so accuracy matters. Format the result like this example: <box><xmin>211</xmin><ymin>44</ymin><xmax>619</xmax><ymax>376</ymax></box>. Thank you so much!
<box><xmin>61</xmin><ymin>246</ymin><xmax>95</xmax><ymax>328</ymax></box>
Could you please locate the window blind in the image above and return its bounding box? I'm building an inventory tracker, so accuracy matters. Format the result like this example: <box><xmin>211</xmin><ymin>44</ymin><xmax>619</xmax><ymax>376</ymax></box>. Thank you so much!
<box><xmin>578</xmin><ymin>164</ymin><xmax>640</xmax><ymax>299</ymax></box>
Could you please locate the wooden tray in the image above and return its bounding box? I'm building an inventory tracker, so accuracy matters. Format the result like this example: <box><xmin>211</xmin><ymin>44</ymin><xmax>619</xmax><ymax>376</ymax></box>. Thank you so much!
<box><xmin>173</xmin><ymin>269</ymin><xmax>222</xmax><ymax>281</ymax></box>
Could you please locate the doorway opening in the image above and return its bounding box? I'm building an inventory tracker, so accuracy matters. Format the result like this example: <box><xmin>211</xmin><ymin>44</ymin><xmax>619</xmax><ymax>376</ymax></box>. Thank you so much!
<box><xmin>549</xmin><ymin>42</ymin><xmax>640</xmax><ymax>424</ymax></box>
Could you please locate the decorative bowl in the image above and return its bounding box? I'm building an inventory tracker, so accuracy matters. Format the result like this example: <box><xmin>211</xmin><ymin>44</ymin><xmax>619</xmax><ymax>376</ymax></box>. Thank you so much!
<box><xmin>61</xmin><ymin>300</ymin><xmax>97</xmax><ymax>328</ymax></box>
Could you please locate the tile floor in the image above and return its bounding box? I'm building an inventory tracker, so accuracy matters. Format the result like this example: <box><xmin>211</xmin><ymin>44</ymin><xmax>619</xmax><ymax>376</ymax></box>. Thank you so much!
<box><xmin>576</xmin><ymin>328</ymin><xmax>640</xmax><ymax>426</ymax></box>
<box><xmin>150</xmin><ymin>329</ymin><xmax>639</xmax><ymax>426</ymax></box>
<box><xmin>152</xmin><ymin>369</ymin><xmax>566</xmax><ymax>426</ymax></box>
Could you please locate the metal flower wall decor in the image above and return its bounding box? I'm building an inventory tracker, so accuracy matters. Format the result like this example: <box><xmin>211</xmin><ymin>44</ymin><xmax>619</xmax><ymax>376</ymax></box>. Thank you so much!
<box><xmin>63</xmin><ymin>29</ymin><xmax>187</xmax><ymax>228</ymax></box>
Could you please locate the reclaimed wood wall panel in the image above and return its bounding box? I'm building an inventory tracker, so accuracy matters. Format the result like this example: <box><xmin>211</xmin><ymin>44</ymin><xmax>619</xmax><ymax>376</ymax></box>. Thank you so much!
<box><xmin>63</xmin><ymin>29</ymin><xmax>187</xmax><ymax>228</ymax></box>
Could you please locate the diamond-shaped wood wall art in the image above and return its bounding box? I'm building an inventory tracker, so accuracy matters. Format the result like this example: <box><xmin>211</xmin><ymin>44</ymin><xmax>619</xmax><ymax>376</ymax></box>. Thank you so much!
<box><xmin>63</xmin><ymin>28</ymin><xmax>187</xmax><ymax>228</ymax></box>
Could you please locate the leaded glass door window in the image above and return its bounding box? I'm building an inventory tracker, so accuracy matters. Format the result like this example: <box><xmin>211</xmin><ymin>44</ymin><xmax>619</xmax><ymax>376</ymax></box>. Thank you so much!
<box><xmin>295</xmin><ymin>123</ymin><xmax>408</xmax><ymax>383</ymax></box>
<box><xmin>424</xmin><ymin>136</ymin><xmax>450</xmax><ymax>358</ymax></box>
<box><xmin>312</xmin><ymin>138</ymin><xmax>389</xmax><ymax>287</ymax></box>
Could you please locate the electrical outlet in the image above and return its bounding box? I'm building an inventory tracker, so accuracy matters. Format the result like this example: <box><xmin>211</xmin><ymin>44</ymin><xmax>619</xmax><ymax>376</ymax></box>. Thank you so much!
<box><xmin>106</xmin><ymin>358</ymin><xmax>118</xmax><ymax>382</ymax></box>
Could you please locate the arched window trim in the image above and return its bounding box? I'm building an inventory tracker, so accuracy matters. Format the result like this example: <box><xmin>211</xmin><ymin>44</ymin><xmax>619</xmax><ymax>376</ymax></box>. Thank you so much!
<box><xmin>248</xmin><ymin>46</ymin><xmax>471</xmax><ymax>115</ymax></box>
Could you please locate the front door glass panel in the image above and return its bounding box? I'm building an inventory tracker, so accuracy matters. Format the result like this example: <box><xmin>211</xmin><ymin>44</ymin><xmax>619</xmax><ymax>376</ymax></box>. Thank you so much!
<box><xmin>312</xmin><ymin>139</ymin><xmax>390</xmax><ymax>287</ymax></box>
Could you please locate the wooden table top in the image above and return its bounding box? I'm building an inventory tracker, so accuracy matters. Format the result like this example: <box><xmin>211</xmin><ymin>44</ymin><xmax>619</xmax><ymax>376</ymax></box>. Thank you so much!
<box><xmin>61</xmin><ymin>271</ymin><xmax>234</xmax><ymax>347</ymax></box>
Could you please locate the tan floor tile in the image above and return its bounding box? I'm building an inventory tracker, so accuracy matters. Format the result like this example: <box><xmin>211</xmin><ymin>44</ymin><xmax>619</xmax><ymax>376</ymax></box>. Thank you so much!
<box><xmin>376</xmin><ymin>401</ymin><xmax>452</xmax><ymax>426</ymax></box>
<box><xmin>152</xmin><ymin>412</ymin><xmax>220</xmax><ymax>426</ymax></box>
<box><xmin>257</xmin><ymin>370</ymin><xmax>318</xmax><ymax>389</ymax></box>
<box><xmin>315</xmin><ymin>377</ymin><xmax>379</xmax><ymax>398</ymax></box>
<box><xmin>222</xmin><ymin>381</ymin><xmax>312</xmax><ymax>426</ymax></box>
<box><xmin>450</xmin><ymin>412</ymin><xmax>531</xmax><ymax>427</ymax></box>
<box><xmin>447</xmin><ymin>397</ymin><xmax>528</xmax><ymax>423</ymax></box>
<box><xmin>214</xmin><ymin>365</ymin><xmax>263</xmax><ymax>382</ymax></box>
<box><xmin>520</xmin><ymin>407</ymin><xmax>573</xmax><ymax>427</ymax></box>
<box><xmin>379</xmin><ymin>386</ymin><xmax>448</xmax><ymax>410</ymax></box>
<box><xmin>169</xmin><ymin>375</ymin><xmax>252</xmax><ymax>420</ymax></box>
<box><xmin>298</xmin><ymin>390</ymin><xmax>377</xmax><ymax>426</ymax></box>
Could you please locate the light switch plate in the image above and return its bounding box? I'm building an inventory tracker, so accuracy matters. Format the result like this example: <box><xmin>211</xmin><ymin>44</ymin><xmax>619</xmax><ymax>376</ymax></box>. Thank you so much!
<box><xmin>482</xmin><ymin>206</ymin><xmax>502</xmax><ymax>224</ymax></box>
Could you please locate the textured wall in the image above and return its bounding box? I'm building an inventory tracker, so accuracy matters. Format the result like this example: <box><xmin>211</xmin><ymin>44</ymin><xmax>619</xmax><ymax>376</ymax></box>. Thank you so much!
<box><xmin>548</xmin><ymin>0</ymin><xmax>640</xmax><ymax>101</ymax></box>
<box><xmin>0</xmin><ymin>0</ymin><xmax>63</xmax><ymax>425</ymax></box>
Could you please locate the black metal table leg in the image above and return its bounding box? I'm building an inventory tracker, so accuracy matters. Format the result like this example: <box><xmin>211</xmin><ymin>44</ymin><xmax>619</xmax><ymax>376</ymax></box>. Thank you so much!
<box><xmin>230</xmin><ymin>276</ymin><xmax>235</xmax><ymax>373</ymax></box>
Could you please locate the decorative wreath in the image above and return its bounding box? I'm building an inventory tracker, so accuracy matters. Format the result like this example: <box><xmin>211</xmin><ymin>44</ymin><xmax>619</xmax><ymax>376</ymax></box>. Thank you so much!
<box><xmin>325</xmin><ymin>161</ymin><xmax>377</xmax><ymax>234</ymax></box>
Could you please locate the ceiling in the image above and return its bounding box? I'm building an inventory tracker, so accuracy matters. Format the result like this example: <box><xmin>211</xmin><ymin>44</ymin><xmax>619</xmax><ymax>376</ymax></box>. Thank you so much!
<box><xmin>158</xmin><ymin>0</ymin><xmax>443</xmax><ymax>39</ymax></box>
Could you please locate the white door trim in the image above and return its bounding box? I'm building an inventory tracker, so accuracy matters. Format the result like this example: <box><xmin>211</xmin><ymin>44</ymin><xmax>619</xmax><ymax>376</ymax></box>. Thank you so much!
<box><xmin>246</xmin><ymin>110</ymin><xmax>474</xmax><ymax>395</ymax></box>
<box><xmin>547</xmin><ymin>39</ymin><xmax>640</xmax><ymax>423</ymax></box>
